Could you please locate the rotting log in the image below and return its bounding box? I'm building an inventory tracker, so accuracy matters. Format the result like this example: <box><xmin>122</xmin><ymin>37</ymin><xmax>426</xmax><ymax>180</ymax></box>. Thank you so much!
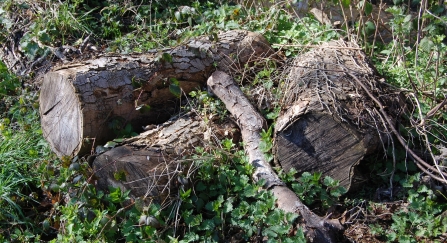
<box><xmin>92</xmin><ymin>112</ymin><xmax>240</xmax><ymax>203</ymax></box>
<box><xmin>207</xmin><ymin>71</ymin><xmax>343</xmax><ymax>243</ymax></box>
<box><xmin>39</xmin><ymin>30</ymin><xmax>274</xmax><ymax>157</ymax></box>
<box><xmin>274</xmin><ymin>39</ymin><xmax>401</xmax><ymax>190</ymax></box>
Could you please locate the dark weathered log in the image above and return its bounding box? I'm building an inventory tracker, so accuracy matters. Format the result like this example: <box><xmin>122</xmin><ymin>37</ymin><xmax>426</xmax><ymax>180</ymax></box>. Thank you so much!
<box><xmin>207</xmin><ymin>71</ymin><xmax>343</xmax><ymax>243</ymax></box>
<box><xmin>40</xmin><ymin>30</ymin><xmax>274</xmax><ymax>157</ymax></box>
<box><xmin>274</xmin><ymin>40</ymin><xmax>400</xmax><ymax>190</ymax></box>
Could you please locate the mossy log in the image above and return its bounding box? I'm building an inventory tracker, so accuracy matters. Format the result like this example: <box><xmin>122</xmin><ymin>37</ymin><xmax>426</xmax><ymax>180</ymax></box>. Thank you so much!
<box><xmin>39</xmin><ymin>30</ymin><xmax>274</xmax><ymax>157</ymax></box>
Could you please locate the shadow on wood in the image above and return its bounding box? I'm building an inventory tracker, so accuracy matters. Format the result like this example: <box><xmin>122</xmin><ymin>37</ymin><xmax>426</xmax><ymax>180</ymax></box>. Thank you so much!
<box><xmin>274</xmin><ymin>39</ymin><xmax>401</xmax><ymax>190</ymax></box>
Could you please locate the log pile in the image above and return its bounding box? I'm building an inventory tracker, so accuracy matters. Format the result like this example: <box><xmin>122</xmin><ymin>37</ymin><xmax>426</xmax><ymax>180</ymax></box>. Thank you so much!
<box><xmin>39</xmin><ymin>30</ymin><xmax>406</xmax><ymax>242</ymax></box>
<box><xmin>39</xmin><ymin>30</ymin><xmax>274</xmax><ymax>157</ymax></box>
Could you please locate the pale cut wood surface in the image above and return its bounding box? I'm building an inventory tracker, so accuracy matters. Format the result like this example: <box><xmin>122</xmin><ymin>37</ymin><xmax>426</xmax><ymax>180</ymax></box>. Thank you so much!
<box><xmin>40</xmin><ymin>30</ymin><xmax>274</xmax><ymax>157</ymax></box>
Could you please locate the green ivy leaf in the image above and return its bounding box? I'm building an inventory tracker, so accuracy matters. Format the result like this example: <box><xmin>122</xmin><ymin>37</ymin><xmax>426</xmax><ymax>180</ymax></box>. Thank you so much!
<box><xmin>403</xmin><ymin>14</ymin><xmax>412</xmax><ymax>23</ymax></box>
<box><xmin>113</xmin><ymin>170</ymin><xmax>127</xmax><ymax>181</ymax></box>
<box><xmin>196</xmin><ymin>181</ymin><xmax>207</xmax><ymax>191</ymax></box>
<box><xmin>38</xmin><ymin>29</ymin><xmax>51</xmax><ymax>43</ymax></box>
<box><xmin>184</xmin><ymin>211</ymin><xmax>202</xmax><ymax>227</ymax></box>
<box><xmin>108</xmin><ymin>187</ymin><xmax>122</xmax><ymax>203</ymax></box>
<box><xmin>162</xmin><ymin>52</ymin><xmax>173</xmax><ymax>63</ymax></box>
<box><xmin>323</xmin><ymin>176</ymin><xmax>336</xmax><ymax>187</ymax></box>
<box><xmin>225</xmin><ymin>20</ymin><xmax>239</xmax><ymax>30</ymax></box>
<box><xmin>419</xmin><ymin>37</ymin><xmax>434</xmax><ymax>53</ymax></box>
<box><xmin>180</xmin><ymin>188</ymin><xmax>192</xmax><ymax>201</ymax></box>
<box><xmin>259</xmin><ymin>140</ymin><xmax>272</xmax><ymax>153</ymax></box>
<box><xmin>20</xmin><ymin>41</ymin><xmax>40</xmax><ymax>59</ymax></box>
<box><xmin>330</xmin><ymin>187</ymin><xmax>347</xmax><ymax>198</ymax></box>
<box><xmin>285</xmin><ymin>212</ymin><xmax>298</xmax><ymax>224</ymax></box>
<box><xmin>169</xmin><ymin>78</ymin><xmax>181</xmax><ymax>98</ymax></box>
<box><xmin>266</xmin><ymin>209</ymin><xmax>282</xmax><ymax>225</ymax></box>
<box><xmin>300</xmin><ymin>172</ymin><xmax>313</xmax><ymax>183</ymax></box>
<box><xmin>181</xmin><ymin>232</ymin><xmax>199</xmax><ymax>242</ymax></box>
<box><xmin>364</xmin><ymin>21</ymin><xmax>376</xmax><ymax>35</ymax></box>
<box><xmin>341</xmin><ymin>0</ymin><xmax>351</xmax><ymax>8</ymax></box>
<box><xmin>143</xmin><ymin>226</ymin><xmax>156</xmax><ymax>238</ymax></box>
<box><xmin>222</xmin><ymin>138</ymin><xmax>234</xmax><ymax>151</ymax></box>
<box><xmin>124</xmin><ymin>123</ymin><xmax>132</xmax><ymax>133</ymax></box>
<box><xmin>199</xmin><ymin>219</ymin><xmax>215</xmax><ymax>231</ymax></box>
<box><xmin>262</xmin><ymin>228</ymin><xmax>278</xmax><ymax>238</ymax></box>
<box><xmin>113</xmin><ymin>138</ymin><xmax>125</xmax><ymax>143</ymax></box>
<box><xmin>104</xmin><ymin>141</ymin><xmax>117</xmax><ymax>148</ymax></box>
<box><xmin>223</xmin><ymin>198</ymin><xmax>234</xmax><ymax>213</ymax></box>
<box><xmin>364</xmin><ymin>2</ymin><xmax>373</xmax><ymax>15</ymax></box>
<box><xmin>268</xmin><ymin>224</ymin><xmax>290</xmax><ymax>235</ymax></box>
<box><xmin>242</xmin><ymin>184</ymin><xmax>257</xmax><ymax>198</ymax></box>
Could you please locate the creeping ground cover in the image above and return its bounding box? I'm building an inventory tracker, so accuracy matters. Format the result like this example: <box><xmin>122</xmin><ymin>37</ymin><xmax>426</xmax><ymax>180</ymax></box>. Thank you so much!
<box><xmin>0</xmin><ymin>0</ymin><xmax>446</xmax><ymax>242</ymax></box>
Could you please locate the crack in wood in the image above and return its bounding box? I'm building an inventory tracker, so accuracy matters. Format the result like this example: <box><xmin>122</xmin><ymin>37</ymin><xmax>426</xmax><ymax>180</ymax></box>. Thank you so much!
<box><xmin>43</xmin><ymin>99</ymin><xmax>61</xmax><ymax>115</ymax></box>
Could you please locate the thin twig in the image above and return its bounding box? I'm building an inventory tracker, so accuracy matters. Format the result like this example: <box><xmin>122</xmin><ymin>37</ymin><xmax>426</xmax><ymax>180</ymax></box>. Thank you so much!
<box><xmin>272</xmin><ymin>43</ymin><xmax>363</xmax><ymax>50</ymax></box>
<box><xmin>347</xmin><ymin>72</ymin><xmax>447</xmax><ymax>184</ymax></box>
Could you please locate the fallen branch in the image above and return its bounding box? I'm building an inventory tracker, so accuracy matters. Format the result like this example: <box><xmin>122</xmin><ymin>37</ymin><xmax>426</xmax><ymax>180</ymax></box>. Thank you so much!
<box><xmin>207</xmin><ymin>71</ymin><xmax>343</xmax><ymax>243</ymax></box>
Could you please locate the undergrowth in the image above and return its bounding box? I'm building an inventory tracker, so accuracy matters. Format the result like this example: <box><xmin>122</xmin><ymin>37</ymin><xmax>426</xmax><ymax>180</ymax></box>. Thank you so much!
<box><xmin>0</xmin><ymin>68</ymin><xmax>55</xmax><ymax>241</ymax></box>
<box><xmin>0</xmin><ymin>0</ymin><xmax>446</xmax><ymax>242</ymax></box>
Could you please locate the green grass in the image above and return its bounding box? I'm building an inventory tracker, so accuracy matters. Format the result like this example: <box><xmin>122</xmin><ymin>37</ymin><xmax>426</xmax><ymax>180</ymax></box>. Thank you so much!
<box><xmin>0</xmin><ymin>0</ymin><xmax>447</xmax><ymax>242</ymax></box>
<box><xmin>0</xmin><ymin>92</ymin><xmax>54</xmax><ymax>241</ymax></box>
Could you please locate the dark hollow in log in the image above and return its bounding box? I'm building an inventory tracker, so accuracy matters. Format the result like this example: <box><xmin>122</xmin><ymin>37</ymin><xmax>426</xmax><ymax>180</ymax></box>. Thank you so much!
<box><xmin>40</xmin><ymin>30</ymin><xmax>274</xmax><ymax>157</ymax></box>
<box><xmin>274</xmin><ymin>40</ymin><xmax>401</xmax><ymax>190</ymax></box>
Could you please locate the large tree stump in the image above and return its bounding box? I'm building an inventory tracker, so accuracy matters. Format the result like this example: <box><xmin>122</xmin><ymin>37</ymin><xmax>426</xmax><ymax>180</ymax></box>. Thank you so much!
<box><xmin>274</xmin><ymin>40</ymin><xmax>401</xmax><ymax>190</ymax></box>
<box><xmin>39</xmin><ymin>30</ymin><xmax>274</xmax><ymax>157</ymax></box>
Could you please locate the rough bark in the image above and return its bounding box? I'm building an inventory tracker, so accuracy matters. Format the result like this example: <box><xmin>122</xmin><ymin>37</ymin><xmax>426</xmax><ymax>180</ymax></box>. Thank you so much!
<box><xmin>39</xmin><ymin>30</ymin><xmax>274</xmax><ymax>157</ymax></box>
<box><xmin>207</xmin><ymin>71</ymin><xmax>343</xmax><ymax>243</ymax></box>
<box><xmin>274</xmin><ymin>40</ymin><xmax>401</xmax><ymax>190</ymax></box>
<box><xmin>92</xmin><ymin>112</ymin><xmax>240</xmax><ymax>202</ymax></box>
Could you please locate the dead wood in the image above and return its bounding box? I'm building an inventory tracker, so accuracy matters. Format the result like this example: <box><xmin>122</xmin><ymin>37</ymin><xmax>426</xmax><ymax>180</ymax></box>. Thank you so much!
<box><xmin>39</xmin><ymin>30</ymin><xmax>274</xmax><ymax>157</ymax></box>
<box><xmin>207</xmin><ymin>70</ymin><xmax>343</xmax><ymax>243</ymax></box>
<box><xmin>274</xmin><ymin>39</ymin><xmax>402</xmax><ymax>190</ymax></box>
<box><xmin>92</xmin><ymin>112</ymin><xmax>240</xmax><ymax>202</ymax></box>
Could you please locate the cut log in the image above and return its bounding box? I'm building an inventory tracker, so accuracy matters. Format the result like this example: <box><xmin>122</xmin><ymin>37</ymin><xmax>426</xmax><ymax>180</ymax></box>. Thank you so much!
<box><xmin>207</xmin><ymin>71</ymin><xmax>343</xmax><ymax>243</ymax></box>
<box><xmin>274</xmin><ymin>40</ymin><xmax>401</xmax><ymax>190</ymax></box>
<box><xmin>39</xmin><ymin>30</ymin><xmax>274</xmax><ymax>157</ymax></box>
<box><xmin>92</xmin><ymin>112</ymin><xmax>240</xmax><ymax>202</ymax></box>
